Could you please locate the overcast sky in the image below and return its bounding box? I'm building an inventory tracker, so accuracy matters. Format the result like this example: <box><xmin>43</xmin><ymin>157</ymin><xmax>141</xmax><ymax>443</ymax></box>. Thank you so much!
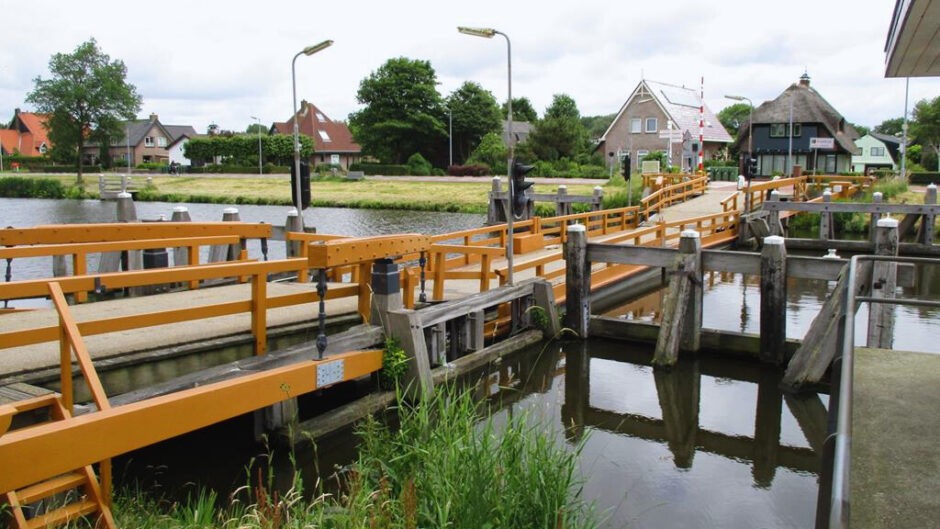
<box><xmin>2</xmin><ymin>0</ymin><xmax>938</xmax><ymax>135</ymax></box>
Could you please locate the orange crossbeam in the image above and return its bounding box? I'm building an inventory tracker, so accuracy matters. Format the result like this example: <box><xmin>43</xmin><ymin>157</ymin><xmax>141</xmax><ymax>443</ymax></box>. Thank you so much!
<box><xmin>307</xmin><ymin>234</ymin><xmax>431</xmax><ymax>268</ymax></box>
<box><xmin>0</xmin><ymin>349</ymin><xmax>382</xmax><ymax>494</ymax></box>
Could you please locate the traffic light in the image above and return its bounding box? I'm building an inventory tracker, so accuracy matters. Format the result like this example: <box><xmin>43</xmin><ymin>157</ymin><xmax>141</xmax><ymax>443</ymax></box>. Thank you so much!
<box><xmin>510</xmin><ymin>158</ymin><xmax>534</xmax><ymax>219</ymax></box>
<box><xmin>290</xmin><ymin>161</ymin><xmax>311</xmax><ymax>210</ymax></box>
<box><xmin>746</xmin><ymin>157</ymin><xmax>758</xmax><ymax>180</ymax></box>
<box><xmin>621</xmin><ymin>154</ymin><xmax>631</xmax><ymax>180</ymax></box>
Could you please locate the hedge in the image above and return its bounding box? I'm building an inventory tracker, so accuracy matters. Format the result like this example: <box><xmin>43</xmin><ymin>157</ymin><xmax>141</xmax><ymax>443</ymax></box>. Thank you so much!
<box><xmin>38</xmin><ymin>165</ymin><xmax>103</xmax><ymax>173</ymax></box>
<box><xmin>910</xmin><ymin>172</ymin><xmax>940</xmax><ymax>185</ymax></box>
<box><xmin>0</xmin><ymin>177</ymin><xmax>67</xmax><ymax>198</ymax></box>
<box><xmin>349</xmin><ymin>163</ymin><xmax>410</xmax><ymax>176</ymax></box>
<box><xmin>447</xmin><ymin>164</ymin><xmax>490</xmax><ymax>176</ymax></box>
<box><xmin>185</xmin><ymin>164</ymin><xmax>290</xmax><ymax>174</ymax></box>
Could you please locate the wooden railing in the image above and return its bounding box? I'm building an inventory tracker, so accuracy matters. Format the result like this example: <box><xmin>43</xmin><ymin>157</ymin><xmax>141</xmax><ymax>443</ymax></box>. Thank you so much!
<box><xmin>727</xmin><ymin>174</ymin><xmax>874</xmax><ymax>213</ymax></box>
<box><xmin>641</xmin><ymin>176</ymin><xmax>708</xmax><ymax>217</ymax></box>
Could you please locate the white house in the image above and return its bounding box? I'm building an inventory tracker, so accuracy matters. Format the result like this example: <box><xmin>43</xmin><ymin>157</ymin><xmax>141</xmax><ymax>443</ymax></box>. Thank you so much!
<box><xmin>851</xmin><ymin>133</ymin><xmax>899</xmax><ymax>174</ymax></box>
<box><xmin>167</xmin><ymin>134</ymin><xmax>193</xmax><ymax>166</ymax></box>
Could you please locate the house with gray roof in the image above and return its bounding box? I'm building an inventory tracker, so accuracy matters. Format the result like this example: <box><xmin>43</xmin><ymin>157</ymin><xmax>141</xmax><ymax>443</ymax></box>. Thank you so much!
<box><xmin>595</xmin><ymin>79</ymin><xmax>734</xmax><ymax>173</ymax></box>
<box><xmin>733</xmin><ymin>73</ymin><xmax>860</xmax><ymax>177</ymax></box>
<box><xmin>83</xmin><ymin>114</ymin><xmax>197</xmax><ymax>166</ymax></box>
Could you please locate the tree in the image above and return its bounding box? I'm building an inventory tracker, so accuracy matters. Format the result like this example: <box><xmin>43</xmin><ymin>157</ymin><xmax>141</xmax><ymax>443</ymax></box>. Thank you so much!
<box><xmin>446</xmin><ymin>82</ymin><xmax>502</xmax><ymax>164</ymax></box>
<box><xmin>911</xmin><ymin>96</ymin><xmax>940</xmax><ymax>171</ymax></box>
<box><xmin>850</xmin><ymin>122</ymin><xmax>871</xmax><ymax>137</ymax></box>
<box><xmin>718</xmin><ymin>103</ymin><xmax>752</xmax><ymax>138</ymax></box>
<box><xmin>27</xmin><ymin>39</ymin><xmax>141</xmax><ymax>185</ymax></box>
<box><xmin>246</xmin><ymin>123</ymin><xmax>267</xmax><ymax>135</ymax></box>
<box><xmin>526</xmin><ymin>94</ymin><xmax>587</xmax><ymax>161</ymax></box>
<box><xmin>348</xmin><ymin>57</ymin><xmax>446</xmax><ymax>164</ymax></box>
<box><xmin>581</xmin><ymin>114</ymin><xmax>616</xmax><ymax>141</ymax></box>
<box><xmin>467</xmin><ymin>132</ymin><xmax>508</xmax><ymax>175</ymax></box>
<box><xmin>501</xmin><ymin>97</ymin><xmax>538</xmax><ymax>123</ymax></box>
<box><xmin>874</xmin><ymin>117</ymin><xmax>904</xmax><ymax>136</ymax></box>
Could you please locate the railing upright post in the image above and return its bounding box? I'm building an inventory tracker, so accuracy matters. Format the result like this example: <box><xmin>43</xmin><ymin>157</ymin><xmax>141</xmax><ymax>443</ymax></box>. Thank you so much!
<box><xmin>251</xmin><ymin>272</ymin><xmax>267</xmax><ymax>355</ymax></box>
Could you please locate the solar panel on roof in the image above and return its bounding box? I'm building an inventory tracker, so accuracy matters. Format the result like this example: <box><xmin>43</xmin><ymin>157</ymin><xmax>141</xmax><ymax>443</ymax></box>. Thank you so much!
<box><xmin>659</xmin><ymin>87</ymin><xmax>700</xmax><ymax>108</ymax></box>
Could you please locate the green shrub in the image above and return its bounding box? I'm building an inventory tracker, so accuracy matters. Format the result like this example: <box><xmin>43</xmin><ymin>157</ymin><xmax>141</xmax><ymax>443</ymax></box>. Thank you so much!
<box><xmin>447</xmin><ymin>164</ymin><xmax>491</xmax><ymax>176</ymax></box>
<box><xmin>909</xmin><ymin>172</ymin><xmax>940</xmax><ymax>185</ymax></box>
<box><xmin>38</xmin><ymin>165</ymin><xmax>103</xmax><ymax>173</ymax></box>
<box><xmin>406</xmin><ymin>153</ymin><xmax>432</xmax><ymax>176</ymax></box>
<box><xmin>349</xmin><ymin>163</ymin><xmax>410</xmax><ymax>176</ymax></box>
<box><xmin>379</xmin><ymin>337</ymin><xmax>408</xmax><ymax>389</ymax></box>
<box><xmin>0</xmin><ymin>177</ymin><xmax>66</xmax><ymax>198</ymax></box>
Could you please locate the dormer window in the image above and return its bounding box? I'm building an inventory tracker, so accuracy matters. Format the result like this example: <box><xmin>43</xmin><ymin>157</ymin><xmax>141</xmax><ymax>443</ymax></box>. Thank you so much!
<box><xmin>318</xmin><ymin>130</ymin><xmax>331</xmax><ymax>142</ymax></box>
<box><xmin>315</xmin><ymin>112</ymin><xmax>326</xmax><ymax>122</ymax></box>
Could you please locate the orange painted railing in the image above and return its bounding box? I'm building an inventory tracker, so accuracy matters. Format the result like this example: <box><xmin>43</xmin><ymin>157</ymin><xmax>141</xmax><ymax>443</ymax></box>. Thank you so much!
<box><xmin>641</xmin><ymin>176</ymin><xmax>708</xmax><ymax>218</ymax></box>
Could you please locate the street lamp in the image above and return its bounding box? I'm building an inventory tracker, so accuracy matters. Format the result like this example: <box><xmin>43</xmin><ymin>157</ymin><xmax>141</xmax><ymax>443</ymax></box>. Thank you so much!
<box><xmin>459</xmin><ymin>25</ymin><xmax>516</xmax><ymax>284</ymax></box>
<box><xmin>725</xmin><ymin>94</ymin><xmax>754</xmax><ymax>214</ymax></box>
<box><xmin>250</xmin><ymin>115</ymin><xmax>263</xmax><ymax>176</ymax></box>
<box><xmin>448</xmin><ymin>107</ymin><xmax>453</xmax><ymax>168</ymax></box>
<box><xmin>291</xmin><ymin>40</ymin><xmax>333</xmax><ymax>210</ymax></box>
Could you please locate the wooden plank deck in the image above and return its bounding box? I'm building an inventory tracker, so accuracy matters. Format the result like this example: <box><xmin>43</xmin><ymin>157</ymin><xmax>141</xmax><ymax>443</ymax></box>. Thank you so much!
<box><xmin>851</xmin><ymin>347</ymin><xmax>940</xmax><ymax>528</ymax></box>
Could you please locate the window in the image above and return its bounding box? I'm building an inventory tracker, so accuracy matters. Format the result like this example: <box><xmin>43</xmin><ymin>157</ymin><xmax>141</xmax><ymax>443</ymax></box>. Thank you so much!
<box><xmin>871</xmin><ymin>146</ymin><xmax>885</xmax><ymax>157</ymax></box>
<box><xmin>157</xmin><ymin>137</ymin><xmax>167</xmax><ymax>147</ymax></box>
<box><xmin>144</xmin><ymin>136</ymin><xmax>154</xmax><ymax>147</ymax></box>
<box><xmin>770</xmin><ymin>123</ymin><xmax>801</xmax><ymax>137</ymax></box>
<box><xmin>315</xmin><ymin>112</ymin><xmax>326</xmax><ymax>122</ymax></box>
<box><xmin>630</xmin><ymin>118</ymin><xmax>641</xmax><ymax>133</ymax></box>
<box><xmin>637</xmin><ymin>149</ymin><xmax>649</xmax><ymax>160</ymax></box>
<box><xmin>645</xmin><ymin>117</ymin><xmax>658</xmax><ymax>133</ymax></box>
<box><xmin>318</xmin><ymin>130</ymin><xmax>332</xmax><ymax>142</ymax></box>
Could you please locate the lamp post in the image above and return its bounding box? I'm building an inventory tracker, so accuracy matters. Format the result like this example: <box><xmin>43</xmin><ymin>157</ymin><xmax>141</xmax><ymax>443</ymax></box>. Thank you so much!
<box><xmin>725</xmin><ymin>94</ymin><xmax>754</xmax><ymax>213</ymax></box>
<box><xmin>448</xmin><ymin>107</ymin><xmax>453</xmax><ymax>168</ymax></box>
<box><xmin>250</xmin><ymin>115</ymin><xmax>263</xmax><ymax>176</ymax></box>
<box><xmin>291</xmin><ymin>40</ymin><xmax>333</xmax><ymax>210</ymax></box>
<box><xmin>126</xmin><ymin>123</ymin><xmax>131</xmax><ymax>174</ymax></box>
<box><xmin>901</xmin><ymin>77</ymin><xmax>910</xmax><ymax>179</ymax></box>
<box><xmin>459</xmin><ymin>25</ymin><xmax>516</xmax><ymax>284</ymax></box>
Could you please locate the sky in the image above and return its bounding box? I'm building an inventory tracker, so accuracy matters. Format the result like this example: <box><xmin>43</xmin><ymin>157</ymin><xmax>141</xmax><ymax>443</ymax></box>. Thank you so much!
<box><xmin>2</xmin><ymin>0</ymin><xmax>938</xmax><ymax>135</ymax></box>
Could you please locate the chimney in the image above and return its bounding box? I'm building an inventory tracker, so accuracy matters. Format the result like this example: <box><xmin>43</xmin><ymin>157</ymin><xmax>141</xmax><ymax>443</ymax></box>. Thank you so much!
<box><xmin>799</xmin><ymin>71</ymin><xmax>811</xmax><ymax>87</ymax></box>
<box><xmin>149</xmin><ymin>113</ymin><xmax>158</xmax><ymax>121</ymax></box>
<box><xmin>14</xmin><ymin>108</ymin><xmax>20</xmax><ymax>116</ymax></box>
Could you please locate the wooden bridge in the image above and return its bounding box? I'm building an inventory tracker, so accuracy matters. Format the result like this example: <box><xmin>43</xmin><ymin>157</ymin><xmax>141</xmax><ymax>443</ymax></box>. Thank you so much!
<box><xmin>4</xmin><ymin>172</ymin><xmax>933</xmax><ymax>529</ymax></box>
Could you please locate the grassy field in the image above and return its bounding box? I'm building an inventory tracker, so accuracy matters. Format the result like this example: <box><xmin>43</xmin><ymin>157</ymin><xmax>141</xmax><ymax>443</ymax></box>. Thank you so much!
<box><xmin>6</xmin><ymin>173</ymin><xmax>632</xmax><ymax>214</ymax></box>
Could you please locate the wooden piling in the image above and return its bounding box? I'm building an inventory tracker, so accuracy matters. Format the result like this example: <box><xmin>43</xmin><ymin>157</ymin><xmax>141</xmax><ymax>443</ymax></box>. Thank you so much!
<box><xmin>169</xmin><ymin>206</ymin><xmax>192</xmax><ymax>267</ymax></box>
<box><xmin>766</xmin><ymin>191</ymin><xmax>783</xmax><ymax>236</ymax></box>
<box><xmin>564</xmin><ymin>225</ymin><xmax>590</xmax><ymax>338</ymax></box>
<box><xmin>868</xmin><ymin>192</ymin><xmax>883</xmax><ymax>244</ymax></box>
<box><xmin>486</xmin><ymin>176</ymin><xmax>504</xmax><ymax>225</ymax></box>
<box><xmin>922</xmin><ymin>183</ymin><xmax>937</xmax><ymax>245</ymax></box>
<box><xmin>556</xmin><ymin>185</ymin><xmax>569</xmax><ymax>217</ymax></box>
<box><xmin>387</xmin><ymin>309</ymin><xmax>433</xmax><ymax>396</ymax></box>
<box><xmin>652</xmin><ymin>230</ymin><xmax>702</xmax><ymax>367</ymax></box>
<box><xmin>760</xmin><ymin>235</ymin><xmax>787</xmax><ymax>364</ymax></box>
<box><xmin>284</xmin><ymin>209</ymin><xmax>304</xmax><ymax>258</ymax></box>
<box><xmin>819</xmin><ymin>190</ymin><xmax>833</xmax><ymax>240</ymax></box>
<box><xmin>867</xmin><ymin>218</ymin><xmax>899</xmax><ymax>349</ymax></box>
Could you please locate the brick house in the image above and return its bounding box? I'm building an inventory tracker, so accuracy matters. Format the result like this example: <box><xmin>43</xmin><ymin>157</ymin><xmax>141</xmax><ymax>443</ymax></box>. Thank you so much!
<box><xmin>270</xmin><ymin>101</ymin><xmax>361</xmax><ymax>169</ymax></box>
<box><xmin>595</xmin><ymin>80</ymin><xmax>733</xmax><ymax>172</ymax></box>
<box><xmin>83</xmin><ymin>114</ymin><xmax>197</xmax><ymax>166</ymax></box>
<box><xmin>1</xmin><ymin>108</ymin><xmax>52</xmax><ymax>156</ymax></box>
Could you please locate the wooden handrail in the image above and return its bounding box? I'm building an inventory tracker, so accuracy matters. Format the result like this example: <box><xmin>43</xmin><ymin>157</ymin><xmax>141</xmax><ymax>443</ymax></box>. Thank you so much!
<box><xmin>0</xmin><ymin>222</ymin><xmax>271</xmax><ymax>246</ymax></box>
<box><xmin>0</xmin><ymin>236</ymin><xmax>241</xmax><ymax>260</ymax></box>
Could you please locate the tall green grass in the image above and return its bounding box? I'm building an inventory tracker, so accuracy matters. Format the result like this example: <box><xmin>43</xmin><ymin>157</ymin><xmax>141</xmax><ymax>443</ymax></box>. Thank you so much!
<box><xmin>94</xmin><ymin>387</ymin><xmax>597</xmax><ymax>529</ymax></box>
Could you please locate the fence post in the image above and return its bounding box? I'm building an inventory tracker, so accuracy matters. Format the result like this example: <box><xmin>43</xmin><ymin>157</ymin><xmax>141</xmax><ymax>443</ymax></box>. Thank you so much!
<box><xmin>767</xmin><ymin>190</ymin><xmax>783</xmax><ymax>236</ymax></box>
<box><xmin>284</xmin><ymin>209</ymin><xmax>304</xmax><ymax>258</ymax></box>
<box><xmin>867</xmin><ymin>218</ymin><xmax>899</xmax><ymax>349</ymax></box>
<box><xmin>819</xmin><ymin>189</ymin><xmax>833</xmax><ymax>240</ymax></box>
<box><xmin>487</xmin><ymin>176</ymin><xmax>504</xmax><ymax>224</ymax></box>
<box><xmin>678</xmin><ymin>230</ymin><xmax>703</xmax><ymax>353</ymax></box>
<box><xmin>922</xmin><ymin>183</ymin><xmax>937</xmax><ymax>245</ymax></box>
<box><xmin>653</xmin><ymin>230</ymin><xmax>702</xmax><ymax>367</ymax></box>
<box><xmin>564</xmin><ymin>224</ymin><xmax>590</xmax><ymax>338</ymax></box>
<box><xmin>760</xmin><ymin>235</ymin><xmax>787</xmax><ymax>364</ymax></box>
<box><xmin>592</xmin><ymin>186</ymin><xmax>604</xmax><ymax>212</ymax></box>
<box><xmin>171</xmin><ymin>206</ymin><xmax>192</xmax><ymax>267</ymax></box>
<box><xmin>556</xmin><ymin>185</ymin><xmax>568</xmax><ymax>217</ymax></box>
<box><xmin>209</xmin><ymin>207</ymin><xmax>240</xmax><ymax>262</ymax></box>
<box><xmin>869</xmin><ymin>192</ymin><xmax>883</xmax><ymax>244</ymax></box>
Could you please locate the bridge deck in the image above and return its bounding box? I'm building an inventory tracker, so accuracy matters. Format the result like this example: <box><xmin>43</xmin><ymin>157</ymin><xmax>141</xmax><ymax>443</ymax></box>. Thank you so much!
<box><xmin>851</xmin><ymin>347</ymin><xmax>940</xmax><ymax>528</ymax></box>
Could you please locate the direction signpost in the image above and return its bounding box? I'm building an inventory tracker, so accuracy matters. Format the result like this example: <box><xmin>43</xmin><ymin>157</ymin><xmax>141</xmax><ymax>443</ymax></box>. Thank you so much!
<box><xmin>810</xmin><ymin>137</ymin><xmax>835</xmax><ymax>174</ymax></box>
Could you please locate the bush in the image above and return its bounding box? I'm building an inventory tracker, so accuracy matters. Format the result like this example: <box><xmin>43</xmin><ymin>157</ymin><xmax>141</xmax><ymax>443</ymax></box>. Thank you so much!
<box><xmin>910</xmin><ymin>172</ymin><xmax>940</xmax><ymax>185</ymax></box>
<box><xmin>136</xmin><ymin>162</ymin><xmax>167</xmax><ymax>170</ymax></box>
<box><xmin>447</xmin><ymin>164</ymin><xmax>491</xmax><ymax>176</ymax></box>
<box><xmin>0</xmin><ymin>177</ymin><xmax>67</xmax><ymax>198</ymax></box>
<box><xmin>406</xmin><ymin>153</ymin><xmax>432</xmax><ymax>176</ymax></box>
<box><xmin>38</xmin><ymin>165</ymin><xmax>103</xmax><ymax>173</ymax></box>
<box><xmin>348</xmin><ymin>163</ymin><xmax>410</xmax><ymax>176</ymax></box>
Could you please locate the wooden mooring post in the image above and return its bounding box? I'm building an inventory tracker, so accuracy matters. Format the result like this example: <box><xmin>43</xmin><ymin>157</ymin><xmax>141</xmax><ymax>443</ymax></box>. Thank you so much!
<box><xmin>819</xmin><ymin>189</ymin><xmax>833</xmax><ymax>241</ymax></box>
<box><xmin>760</xmin><ymin>235</ymin><xmax>787</xmax><ymax>364</ymax></box>
<box><xmin>919</xmin><ymin>183</ymin><xmax>937</xmax><ymax>245</ymax></box>
<box><xmin>867</xmin><ymin>218</ymin><xmax>899</xmax><ymax>349</ymax></box>
<box><xmin>652</xmin><ymin>230</ymin><xmax>702</xmax><ymax>367</ymax></box>
<box><xmin>564</xmin><ymin>224</ymin><xmax>590</xmax><ymax>338</ymax></box>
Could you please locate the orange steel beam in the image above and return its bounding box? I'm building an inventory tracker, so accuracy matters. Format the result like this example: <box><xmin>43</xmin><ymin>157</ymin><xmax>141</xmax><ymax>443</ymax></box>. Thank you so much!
<box><xmin>307</xmin><ymin>234</ymin><xmax>431</xmax><ymax>268</ymax></box>
<box><xmin>0</xmin><ymin>222</ymin><xmax>271</xmax><ymax>246</ymax></box>
<box><xmin>0</xmin><ymin>349</ymin><xmax>382</xmax><ymax>494</ymax></box>
<box><xmin>0</xmin><ymin>236</ymin><xmax>242</xmax><ymax>260</ymax></box>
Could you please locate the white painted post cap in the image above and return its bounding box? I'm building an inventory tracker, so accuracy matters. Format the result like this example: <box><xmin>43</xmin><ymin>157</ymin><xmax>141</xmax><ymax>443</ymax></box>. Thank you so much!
<box><xmin>680</xmin><ymin>229</ymin><xmax>700</xmax><ymax>239</ymax></box>
<box><xmin>173</xmin><ymin>205</ymin><xmax>188</xmax><ymax>212</ymax></box>
<box><xmin>823</xmin><ymin>189</ymin><xmax>832</xmax><ymax>195</ymax></box>
<box><xmin>873</xmin><ymin>191</ymin><xmax>883</xmax><ymax>199</ymax></box>
<box><xmin>492</xmin><ymin>176</ymin><xmax>501</xmax><ymax>181</ymax></box>
<box><xmin>558</xmin><ymin>184</ymin><xmax>567</xmax><ymax>190</ymax></box>
<box><xmin>117</xmin><ymin>192</ymin><xmax>132</xmax><ymax>199</ymax></box>
<box><xmin>877</xmin><ymin>217</ymin><xmax>899</xmax><ymax>228</ymax></box>
<box><xmin>223</xmin><ymin>207</ymin><xmax>239</xmax><ymax>214</ymax></box>
<box><xmin>594</xmin><ymin>186</ymin><xmax>603</xmax><ymax>191</ymax></box>
<box><xmin>928</xmin><ymin>183</ymin><xmax>937</xmax><ymax>189</ymax></box>
<box><xmin>287</xmin><ymin>208</ymin><xmax>299</xmax><ymax>216</ymax></box>
<box><xmin>823</xmin><ymin>248</ymin><xmax>840</xmax><ymax>259</ymax></box>
<box><xmin>568</xmin><ymin>224</ymin><xmax>586</xmax><ymax>233</ymax></box>
<box><xmin>764</xmin><ymin>235</ymin><xmax>785</xmax><ymax>246</ymax></box>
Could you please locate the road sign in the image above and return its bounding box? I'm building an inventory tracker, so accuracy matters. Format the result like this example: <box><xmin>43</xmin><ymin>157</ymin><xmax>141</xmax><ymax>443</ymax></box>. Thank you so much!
<box><xmin>659</xmin><ymin>130</ymin><xmax>683</xmax><ymax>142</ymax></box>
<box><xmin>810</xmin><ymin>137</ymin><xmax>835</xmax><ymax>149</ymax></box>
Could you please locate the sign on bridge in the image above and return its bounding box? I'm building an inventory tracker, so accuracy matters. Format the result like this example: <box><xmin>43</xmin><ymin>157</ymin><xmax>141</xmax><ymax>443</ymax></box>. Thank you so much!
<box><xmin>810</xmin><ymin>137</ymin><xmax>835</xmax><ymax>149</ymax></box>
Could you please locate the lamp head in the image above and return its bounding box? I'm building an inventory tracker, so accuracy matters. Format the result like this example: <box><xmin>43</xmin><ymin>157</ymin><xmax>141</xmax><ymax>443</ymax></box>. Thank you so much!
<box><xmin>303</xmin><ymin>40</ymin><xmax>333</xmax><ymax>55</ymax></box>
<box><xmin>458</xmin><ymin>26</ymin><xmax>496</xmax><ymax>38</ymax></box>
<box><xmin>725</xmin><ymin>94</ymin><xmax>747</xmax><ymax>102</ymax></box>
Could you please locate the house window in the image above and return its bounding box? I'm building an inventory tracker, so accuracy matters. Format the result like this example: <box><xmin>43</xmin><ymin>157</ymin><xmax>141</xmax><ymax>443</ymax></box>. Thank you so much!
<box><xmin>645</xmin><ymin>117</ymin><xmax>658</xmax><ymax>133</ymax></box>
<box><xmin>144</xmin><ymin>136</ymin><xmax>154</xmax><ymax>147</ymax></box>
<box><xmin>157</xmin><ymin>137</ymin><xmax>167</xmax><ymax>147</ymax></box>
<box><xmin>630</xmin><ymin>118</ymin><xmax>641</xmax><ymax>133</ymax></box>
<box><xmin>315</xmin><ymin>112</ymin><xmax>326</xmax><ymax>122</ymax></box>
<box><xmin>770</xmin><ymin>123</ymin><xmax>801</xmax><ymax>137</ymax></box>
<box><xmin>871</xmin><ymin>146</ymin><xmax>885</xmax><ymax>157</ymax></box>
<box><xmin>792</xmin><ymin>123</ymin><xmax>802</xmax><ymax>137</ymax></box>
<box><xmin>318</xmin><ymin>130</ymin><xmax>331</xmax><ymax>142</ymax></box>
<box><xmin>637</xmin><ymin>149</ymin><xmax>649</xmax><ymax>160</ymax></box>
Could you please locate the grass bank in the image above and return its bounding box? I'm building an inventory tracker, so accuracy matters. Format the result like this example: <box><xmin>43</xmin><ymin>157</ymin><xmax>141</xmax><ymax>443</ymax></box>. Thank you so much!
<box><xmin>106</xmin><ymin>387</ymin><xmax>599</xmax><ymax>528</ymax></box>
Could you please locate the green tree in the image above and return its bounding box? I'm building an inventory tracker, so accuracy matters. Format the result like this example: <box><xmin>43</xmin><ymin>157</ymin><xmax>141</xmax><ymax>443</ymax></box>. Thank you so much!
<box><xmin>467</xmin><ymin>132</ymin><xmax>508</xmax><ymax>175</ymax></box>
<box><xmin>501</xmin><ymin>97</ymin><xmax>538</xmax><ymax>123</ymax></box>
<box><xmin>849</xmin><ymin>122</ymin><xmax>871</xmax><ymax>137</ymax></box>
<box><xmin>526</xmin><ymin>94</ymin><xmax>587</xmax><ymax>161</ymax></box>
<box><xmin>26</xmin><ymin>39</ymin><xmax>141</xmax><ymax>185</ymax></box>
<box><xmin>246</xmin><ymin>123</ymin><xmax>267</xmax><ymax>135</ymax></box>
<box><xmin>581</xmin><ymin>113</ymin><xmax>616</xmax><ymax>141</ymax></box>
<box><xmin>717</xmin><ymin>103</ymin><xmax>752</xmax><ymax>138</ymax></box>
<box><xmin>874</xmin><ymin>117</ymin><xmax>904</xmax><ymax>136</ymax></box>
<box><xmin>911</xmin><ymin>96</ymin><xmax>940</xmax><ymax>171</ymax></box>
<box><xmin>348</xmin><ymin>57</ymin><xmax>446</xmax><ymax>164</ymax></box>
<box><xmin>446</xmin><ymin>81</ymin><xmax>502</xmax><ymax>164</ymax></box>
